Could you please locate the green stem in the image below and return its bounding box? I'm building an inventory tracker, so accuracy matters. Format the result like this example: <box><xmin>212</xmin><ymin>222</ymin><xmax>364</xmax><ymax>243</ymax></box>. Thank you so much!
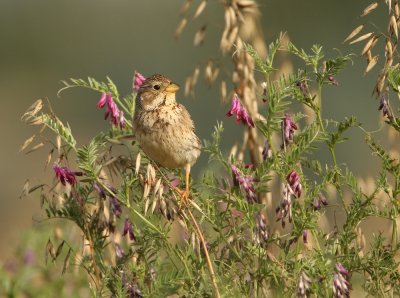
<box><xmin>316</xmin><ymin>85</ymin><xmax>325</xmax><ymax>133</ymax></box>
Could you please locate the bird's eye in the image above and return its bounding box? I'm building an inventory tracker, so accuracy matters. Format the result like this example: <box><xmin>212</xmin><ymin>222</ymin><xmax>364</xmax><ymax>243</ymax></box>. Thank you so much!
<box><xmin>153</xmin><ymin>84</ymin><xmax>161</xmax><ymax>90</ymax></box>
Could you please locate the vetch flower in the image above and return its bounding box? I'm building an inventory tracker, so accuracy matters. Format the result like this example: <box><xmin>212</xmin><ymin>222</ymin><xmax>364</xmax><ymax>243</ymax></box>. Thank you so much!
<box><xmin>134</xmin><ymin>71</ymin><xmax>146</xmax><ymax>91</ymax></box>
<box><xmin>328</xmin><ymin>75</ymin><xmax>338</xmax><ymax>86</ymax></box>
<box><xmin>297</xmin><ymin>272</ymin><xmax>311</xmax><ymax>297</ymax></box>
<box><xmin>226</xmin><ymin>94</ymin><xmax>255</xmax><ymax>128</ymax></box>
<box><xmin>302</xmin><ymin>230</ymin><xmax>308</xmax><ymax>244</ymax></box>
<box><xmin>261</xmin><ymin>81</ymin><xmax>268</xmax><ymax>102</ymax></box>
<box><xmin>262</xmin><ymin>140</ymin><xmax>272</xmax><ymax>160</ymax></box>
<box><xmin>110</xmin><ymin>196</ymin><xmax>122</xmax><ymax>218</ymax></box>
<box><xmin>123</xmin><ymin>218</ymin><xmax>136</xmax><ymax>241</ymax></box>
<box><xmin>296</xmin><ymin>80</ymin><xmax>310</xmax><ymax>97</ymax></box>
<box><xmin>97</xmin><ymin>93</ymin><xmax>125</xmax><ymax>128</ymax></box>
<box><xmin>311</xmin><ymin>192</ymin><xmax>328</xmax><ymax>210</ymax></box>
<box><xmin>253</xmin><ymin>212</ymin><xmax>268</xmax><ymax>247</ymax></box>
<box><xmin>93</xmin><ymin>183</ymin><xmax>106</xmax><ymax>200</ymax></box>
<box><xmin>231</xmin><ymin>164</ymin><xmax>258</xmax><ymax>202</ymax></box>
<box><xmin>333</xmin><ymin>263</ymin><xmax>351</xmax><ymax>298</ymax></box>
<box><xmin>115</xmin><ymin>243</ymin><xmax>124</xmax><ymax>260</ymax></box>
<box><xmin>282</xmin><ymin>113</ymin><xmax>298</xmax><ymax>147</ymax></box>
<box><xmin>287</xmin><ymin>169</ymin><xmax>302</xmax><ymax>198</ymax></box>
<box><xmin>276</xmin><ymin>183</ymin><xmax>293</xmax><ymax>228</ymax></box>
<box><xmin>378</xmin><ymin>93</ymin><xmax>393</xmax><ymax>119</ymax></box>
<box><xmin>53</xmin><ymin>163</ymin><xmax>82</xmax><ymax>186</ymax></box>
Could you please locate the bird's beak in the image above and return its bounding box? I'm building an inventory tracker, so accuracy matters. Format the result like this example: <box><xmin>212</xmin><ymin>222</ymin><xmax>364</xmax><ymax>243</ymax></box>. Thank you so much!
<box><xmin>165</xmin><ymin>82</ymin><xmax>180</xmax><ymax>93</ymax></box>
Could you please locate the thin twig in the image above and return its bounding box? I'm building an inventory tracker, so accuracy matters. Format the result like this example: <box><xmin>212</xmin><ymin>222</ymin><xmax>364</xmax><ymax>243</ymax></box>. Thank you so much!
<box><xmin>185</xmin><ymin>208</ymin><xmax>221</xmax><ymax>298</ymax></box>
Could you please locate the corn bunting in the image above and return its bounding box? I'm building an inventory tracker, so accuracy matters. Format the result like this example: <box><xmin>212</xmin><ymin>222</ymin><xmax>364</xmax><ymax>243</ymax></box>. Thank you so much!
<box><xmin>133</xmin><ymin>74</ymin><xmax>201</xmax><ymax>204</ymax></box>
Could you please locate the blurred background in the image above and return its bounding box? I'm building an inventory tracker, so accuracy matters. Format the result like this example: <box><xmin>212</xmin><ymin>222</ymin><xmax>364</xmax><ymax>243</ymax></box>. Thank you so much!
<box><xmin>0</xmin><ymin>0</ymin><xmax>393</xmax><ymax>266</ymax></box>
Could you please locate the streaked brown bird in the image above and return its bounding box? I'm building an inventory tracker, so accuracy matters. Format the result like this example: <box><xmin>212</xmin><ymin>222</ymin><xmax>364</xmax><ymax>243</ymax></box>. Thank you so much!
<box><xmin>133</xmin><ymin>74</ymin><xmax>201</xmax><ymax>204</ymax></box>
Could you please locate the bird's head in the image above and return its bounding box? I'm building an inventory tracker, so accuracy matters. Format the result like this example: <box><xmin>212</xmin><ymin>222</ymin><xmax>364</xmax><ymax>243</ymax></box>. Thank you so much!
<box><xmin>136</xmin><ymin>74</ymin><xmax>180</xmax><ymax>111</ymax></box>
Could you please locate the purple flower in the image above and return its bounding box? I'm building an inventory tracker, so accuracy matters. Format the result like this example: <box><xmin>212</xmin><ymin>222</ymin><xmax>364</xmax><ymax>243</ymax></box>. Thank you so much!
<box><xmin>311</xmin><ymin>192</ymin><xmax>328</xmax><ymax>210</ymax></box>
<box><xmin>302</xmin><ymin>230</ymin><xmax>308</xmax><ymax>244</ymax></box>
<box><xmin>378</xmin><ymin>93</ymin><xmax>393</xmax><ymax>119</ymax></box>
<box><xmin>123</xmin><ymin>218</ymin><xmax>136</xmax><ymax>241</ymax></box>
<box><xmin>333</xmin><ymin>263</ymin><xmax>351</xmax><ymax>297</ymax></box>
<box><xmin>276</xmin><ymin>183</ymin><xmax>293</xmax><ymax>228</ymax></box>
<box><xmin>296</xmin><ymin>80</ymin><xmax>310</xmax><ymax>97</ymax></box>
<box><xmin>110</xmin><ymin>196</ymin><xmax>122</xmax><ymax>218</ymax></box>
<box><xmin>328</xmin><ymin>75</ymin><xmax>338</xmax><ymax>86</ymax></box>
<box><xmin>231</xmin><ymin>164</ymin><xmax>258</xmax><ymax>202</ymax></box>
<box><xmin>297</xmin><ymin>272</ymin><xmax>311</xmax><ymax>297</ymax></box>
<box><xmin>253</xmin><ymin>213</ymin><xmax>268</xmax><ymax>247</ymax></box>
<box><xmin>23</xmin><ymin>250</ymin><xmax>35</xmax><ymax>265</ymax></box>
<box><xmin>261</xmin><ymin>81</ymin><xmax>268</xmax><ymax>102</ymax></box>
<box><xmin>262</xmin><ymin>140</ymin><xmax>272</xmax><ymax>160</ymax></box>
<box><xmin>226</xmin><ymin>94</ymin><xmax>255</xmax><ymax>128</ymax></box>
<box><xmin>287</xmin><ymin>169</ymin><xmax>302</xmax><ymax>198</ymax></box>
<box><xmin>53</xmin><ymin>163</ymin><xmax>82</xmax><ymax>186</ymax></box>
<box><xmin>93</xmin><ymin>183</ymin><xmax>106</xmax><ymax>200</ymax></box>
<box><xmin>134</xmin><ymin>71</ymin><xmax>146</xmax><ymax>92</ymax></box>
<box><xmin>115</xmin><ymin>243</ymin><xmax>124</xmax><ymax>260</ymax></box>
<box><xmin>282</xmin><ymin>113</ymin><xmax>298</xmax><ymax>147</ymax></box>
<box><xmin>97</xmin><ymin>93</ymin><xmax>125</xmax><ymax>128</ymax></box>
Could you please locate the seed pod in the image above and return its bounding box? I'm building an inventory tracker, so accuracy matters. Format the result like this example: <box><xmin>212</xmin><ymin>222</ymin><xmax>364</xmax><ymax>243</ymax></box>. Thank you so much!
<box><xmin>350</xmin><ymin>32</ymin><xmax>373</xmax><ymax>44</ymax></box>
<box><xmin>344</xmin><ymin>25</ymin><xmax>364</xmax><ymax>43</ymax></box>
<box><xmin>193</xmin><ymin>25</ymin><xmax>207</xmax><ymax>46</ymax></box>
<box><xmin>135</xmin><ymin>152</ymin><xmax>141</xmax><ymax>175</ymax></box>
<box><xmin>361</xmin><ymin>2</ymin><xmax>378</xmax><ymax>17</ymax></box>
<box><xmin>174</xmin><ymin>18</ymin><xmax>187</xmax><ymax>39</ymax></box>
<box><xmin>365</xmin><ymin>55</ymin><xmax>379</xmax><ymax>73</ymax></box>
<box><xmin>193</xmin><ymin>0</ymin><xmax>207</xmax><ymax>19</ymax></box>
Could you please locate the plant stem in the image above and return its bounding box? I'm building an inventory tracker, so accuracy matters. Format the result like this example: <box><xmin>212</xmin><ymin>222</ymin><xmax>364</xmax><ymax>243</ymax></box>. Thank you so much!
<box><xmin>186</xmin><ymin>209</ymin><xmax>221</xmax><ymax>298</ymax></box>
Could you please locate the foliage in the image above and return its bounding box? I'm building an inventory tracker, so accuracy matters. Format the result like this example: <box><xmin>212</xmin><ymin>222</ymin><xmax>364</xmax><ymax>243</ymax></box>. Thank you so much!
<box><xmin>15</xmin><ymin>1</ymin><xmax>400</xmax><ymax>297</ymax></box>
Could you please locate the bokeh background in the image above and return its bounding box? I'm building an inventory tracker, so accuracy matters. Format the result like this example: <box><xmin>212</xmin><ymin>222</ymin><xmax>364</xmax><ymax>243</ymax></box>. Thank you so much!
<box><xmin>0</xmin><ymin>0</ymin><xmax>393</xmax><ymax>264</ymax></box>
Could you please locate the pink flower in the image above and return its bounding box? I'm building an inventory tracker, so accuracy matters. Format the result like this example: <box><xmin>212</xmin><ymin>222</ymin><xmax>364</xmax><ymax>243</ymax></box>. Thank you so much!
<box><xmin>134</xmin><ymin>71</ymin><xmax>146</xmax><ymax>91</ymax></box>
<box><xmin>97</xmin><ymin>93</ymin><xmax>125</xmax><ymax>128</ymax></box>
<box><xmin>53</xmin><ymin>163</ymin><xmax>82</xmax><ymax>186</ymax></box>
<box><xmin>282</xmin><ymin>113</ymin><xmax>297</xmax><ymax>147</ymax></box>
<box><xmin>226</xmin><ymin>94</ymin><xmax>254</xmax><ymax>128</ymax></box>
<box><xmin>123</xmin><ymin>218</ymin><xmax>136</xmax><ymax>241</ymax></box>
<box><xmin>287</xmin><ymin>169</ymin><xmax>302</xmax><ymax>198</ymax></box>
<box><xmin>231</xmin><ymin>164</ymin><xmax>258</xmax><ymax>202</ymax></box>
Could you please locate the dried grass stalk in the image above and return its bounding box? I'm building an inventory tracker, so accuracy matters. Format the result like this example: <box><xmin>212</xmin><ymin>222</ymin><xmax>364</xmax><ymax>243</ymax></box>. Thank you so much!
<box><xmin>344</xmin><ymin>25</ymin><xmax>364</xmax><ymax>43</ymax></box>
<box><xmin>361</xmin><ymin>2</ymin><xmax>378</xmax><ymax>17</ymax></box>
<box><xmin>365</xmin><ymin>55</ymin><xmax>379</xmax><ymax>73</ymax></box>
<box><xmin>350</xmin><ymin>32</ymin><xmax>373</xmax><ymax>44</ymax></box>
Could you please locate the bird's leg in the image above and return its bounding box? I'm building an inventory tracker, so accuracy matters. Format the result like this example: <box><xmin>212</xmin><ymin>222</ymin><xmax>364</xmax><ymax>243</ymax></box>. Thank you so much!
<box><xmin>175</xmin><ymin>164</ymin><xmax>191</xmax><ymax>207</ymax></box>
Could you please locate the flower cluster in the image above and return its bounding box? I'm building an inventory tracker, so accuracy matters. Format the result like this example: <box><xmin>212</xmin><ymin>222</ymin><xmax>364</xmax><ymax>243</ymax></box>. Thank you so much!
<box><xmin>296</xmin><ymin>80</ymin><xmax>310</xmax><ymax>97</ymax></box>
<box><xmin>276</xmin><ymin>183</ymin><xmax>293</xmax><ymax>228</ymax></box>
<box><xmin>123</xmin><ymin>218</ymin><xmax>136</xmax><ymax>241</ymax></box>
<box><xmin>287</xmin><ymin>169</ymin><xmax>302</xmax><ymax>198</ymax></box>
<box><xmin>93</xmin><ymin>183</ymin><xmax>122</xmax><ymax>218</ymax></box>
<box><xmin>53</xmin><ymin>163</ymin><xmax>82</xmax><ymax>186</ymax></box>
<box><xmin>97</xmin><ymin>93</ymin><xmax>125</xmax><ymax>128</ymax></box>
<box><xmin>253</xmin><ymin>212</ymin><xmax>268</xmax><ymax>247</ymax></box>
<box><xmin>231</xmin><ymin>164</ymin><xmax>258</xmax><ymax>202</ymax></box>
<box><xmin>276</xmin><ymin>171</ymin><xmax>302</xmax><ymax>227</ymax></box>
<box><xmin>262</xmin><ymin>140</ymin><xmax>272</xmax><ymax>160</ymax></box>
<box><xmin>378</xmin><ymin>93</ymin><xmax>393</xmax><ymax>120</ymax></box>
<box><xmin>282</xmin><ymin>113</ymin><xmax>298</xmax><ymax>147</ymax></box>
<box><xmin>311</xmin><ymin>192</ymin><xmax>328</xmax><ymax>210</ymax></box>
<box><xmin>333</xmin><ymin>263</ymin><xmax>351</xmax><ymax>298</ymax></box>
<box><xmin>226</xmin><ymin>94</ymin><xmax>255</xmax><ymax>128</ymax></box>
<box><xmin>134</xmin><ymin>71</ymin><xmax>146</xmax><ymax>91</ymax></box>
<box><xmin>297</xmin><ymin>272</ymin><xmax>311</xmax><ymax>298</ymax></box>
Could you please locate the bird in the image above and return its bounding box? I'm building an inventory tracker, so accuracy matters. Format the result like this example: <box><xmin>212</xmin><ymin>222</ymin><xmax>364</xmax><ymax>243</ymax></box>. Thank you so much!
<box><xmin>133</xmin><ymin>74</ymin><xmax>201</xmax><ymax>205</ymax></box>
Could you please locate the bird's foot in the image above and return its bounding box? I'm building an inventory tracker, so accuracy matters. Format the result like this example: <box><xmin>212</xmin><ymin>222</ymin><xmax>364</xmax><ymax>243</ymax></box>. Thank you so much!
<box><xmin>175</xmin><ymin>187</ymin><xmax>190</xmax><ymax>208</ymax></box>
